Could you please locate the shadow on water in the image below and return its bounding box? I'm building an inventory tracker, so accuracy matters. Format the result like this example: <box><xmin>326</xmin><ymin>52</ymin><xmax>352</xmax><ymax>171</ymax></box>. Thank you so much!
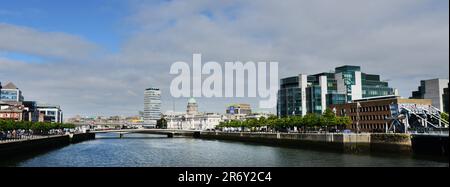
<box><xmin>96</xmin><ymin>136</ymin><xmax>183</xmax><ymax>140</ymax></box>
<box><xmin>0</xmin><ymin>134</ymin><xmax>183</xmax><ymax>167</ymax></box>
<box><xmin>1</xmin><ymin>134</ymin><xmax>448</xmax><ymax>167</ymax></box>
<box><xmin>0</xmin><ymin>144</ymin><xmax>72</xmax><ymax>167</ymax></box>
<box><xmin>197</xmin><ymin>138</ymin><xmax>449</xmax><ymax>164</ymax></box>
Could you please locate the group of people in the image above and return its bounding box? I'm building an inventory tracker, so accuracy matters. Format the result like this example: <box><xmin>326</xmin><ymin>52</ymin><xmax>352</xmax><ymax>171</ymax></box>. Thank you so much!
<box><xmin>0</xmin><ymin>129</ymin><xmax>34</xmax><ymax>141</ymax></box>
<box><xmin>0</xmin><ymin>129</ymin><xmax>68</xmax><ymax>141</ymax></box>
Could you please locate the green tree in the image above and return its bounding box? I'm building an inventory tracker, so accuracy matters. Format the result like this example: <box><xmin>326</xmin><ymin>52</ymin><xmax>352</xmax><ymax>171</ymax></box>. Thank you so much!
<box><xmin>258</xmin><ymin>117</ymin><xmax>267</xmax><ymax>127</ymax></box>
<box><xmin>267</xmin><ymin>117</ymin><xmax>277</xmax><ymax>131</ymax></box>
<box><xmin>303</xmin><ymin>113</ymin><xmax>319</xmax><ymax>130</ymax></box>
<box><xmin>246</xmin><ymin>119</ymin><xmax>259</xmax><ymax>131</ymax></box>
<box><xmin>321</xmin><ymin>109</ymin><xmax>338</xmax><ymax>129</ymax></box>
<box><xmin>292</xmin><ymin>115</ymin><xmax>303</xmax><ymax>128</ymax></box>
<box><xmin>336</xmin><ymin>116</ymin><xmax>352</xmax><ymax>129</ymax></box>
<box><xmin>442</xmin><ymin>112</ymin><xmax>449</xmax><ymax>122</ymax></box>
<box><xmin>156</xmin><ymin>118</ymin><xmax>168</xmax><ymax>129</ymax></box>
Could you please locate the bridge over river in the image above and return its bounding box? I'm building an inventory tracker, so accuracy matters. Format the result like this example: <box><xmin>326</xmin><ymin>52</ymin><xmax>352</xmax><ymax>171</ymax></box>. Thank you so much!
<box><xmin>91</xmin><ymin>129</ymin><xmax>202</xmax><ymax>138</ymax></box>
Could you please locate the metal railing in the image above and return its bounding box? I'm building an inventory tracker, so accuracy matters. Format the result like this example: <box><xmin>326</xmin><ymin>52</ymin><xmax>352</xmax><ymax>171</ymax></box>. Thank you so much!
<box><xmin>0</xmin><ymin>131</ymin><xmax>67</xmax><ymax>143</ymax></box>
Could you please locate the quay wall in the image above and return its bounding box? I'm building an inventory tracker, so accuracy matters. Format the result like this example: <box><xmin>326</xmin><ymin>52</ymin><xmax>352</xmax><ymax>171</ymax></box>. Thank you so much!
<box><xmin>0</xmin><ymin>133</ymin><xmax>95</xmax><ymax>157</ymax></box>
<box><xmin>411</xmin><ymin>134</ymin><xmax>448</xmax><ymax>156</ymax></box>
<box><xmin>70</xmin><ymin>133</ymin><xmax>96</xmax><ymax>143</ymax></box>
<box><xmin>199</xmin><ymin>132</ymin><xmax>373</xmax><ymax>153</ymax></box>
<box><xmin>199</xmin><ymin>132</ymin><xmax>450</xmax><ymax>155</ymax></box>
<box><xmin>0</xmin><ymin>135</ymin><xmax>70</xmax><ymax>157</ymax></box>
<box><xmin>370</xmin><ymin>133</ymin><xmax>412</xmax><ymax>154</ymax></box>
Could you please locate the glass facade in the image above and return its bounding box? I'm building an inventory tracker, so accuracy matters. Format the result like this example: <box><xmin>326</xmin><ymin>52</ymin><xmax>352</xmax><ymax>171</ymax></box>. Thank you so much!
<box><xmin>278</xmin><ymin>87</ymin><xmax>302</xmax><ymax>116</ymax></box>
<box><xmin>278</xmin><ymin>76</ymin><xmax>302</xmax><ymax>117</ymax></box>
<box><xmin>327</xmin><ymin>94</ymin><xmax>346</xmax><ymax>106</ymax></box>
<box><xmin>144</xmin><ymin>88</ymin><xmax>161</xmax><ymax>124</ymax></box>
<box><xmin>277</xmin><ymin>66</ymin><xmax>397</xmax><ymax>117</ymax></box>
<box><xmin>0</xmin><ymin>90</ymin><xmax>19</xmax><ymax>101</ymax></box>
<box><xmin>362</xmin><ymin>73</ymin><xmax>395</xmax><ymax>98</ymax></box>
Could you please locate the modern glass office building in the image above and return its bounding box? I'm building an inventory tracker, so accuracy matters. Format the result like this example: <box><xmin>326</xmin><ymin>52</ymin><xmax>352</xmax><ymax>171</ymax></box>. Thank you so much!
<box><xmin>144</xmin><ymin>88</ymin><xmax>161</xmax><ymax>126</ymax></box>
<box><xmin>410</xmin><ymin>79</ymin><xmax>449</xmax><ymax>113</ymax></box>
<box><xmin>277</xmin><ymin>65</ymin><xmax>398</xmax><ymax>117</ymax></box>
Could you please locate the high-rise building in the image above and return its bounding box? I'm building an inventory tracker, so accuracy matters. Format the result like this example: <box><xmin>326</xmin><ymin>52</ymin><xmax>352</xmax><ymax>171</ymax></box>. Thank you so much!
<box><xmin>143</xmin><ymin>88</ymin><xmax>161</xmax><ymax>127</ymax></box>
<box><xmin>410</xmin><ymin>79</ymin><xmax>449</xmax><ymax>113</ymax></box>
<box><xmin>277</xmin><ymin>65</ymin><xmax>398</xmax><ymax>117</ymax></box>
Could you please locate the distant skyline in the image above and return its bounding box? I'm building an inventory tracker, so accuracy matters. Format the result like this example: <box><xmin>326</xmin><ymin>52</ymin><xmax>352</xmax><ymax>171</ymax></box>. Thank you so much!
<box><xmin>1</xmin><ymin>0</ymin><xmax>448</xmax><ymax>118</ymax></box>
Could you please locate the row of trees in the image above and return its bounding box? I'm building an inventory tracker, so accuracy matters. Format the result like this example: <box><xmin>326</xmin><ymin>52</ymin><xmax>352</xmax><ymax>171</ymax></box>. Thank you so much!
<box><xmin>0</xmin><ymin>120</ymin><xmax>75</xmax><ymax>134</ymax></box>
<box><xmin>217</xmin><ymin>109</ymin><xmax>352</xmax><ymax>132</ymax></box>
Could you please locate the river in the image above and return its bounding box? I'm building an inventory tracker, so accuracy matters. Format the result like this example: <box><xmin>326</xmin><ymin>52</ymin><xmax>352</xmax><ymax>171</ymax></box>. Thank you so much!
<box><xmin>1</xmin><ymin>133</ymin><xmax>448</xmax><ymax>167</ymax></box>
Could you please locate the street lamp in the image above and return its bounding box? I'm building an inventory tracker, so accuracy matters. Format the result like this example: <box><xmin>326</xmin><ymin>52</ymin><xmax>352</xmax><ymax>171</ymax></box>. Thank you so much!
<box><xmin>356</xmin><ymin>102</ymin><xmax>361</xmax><ymax>134</ymax></box>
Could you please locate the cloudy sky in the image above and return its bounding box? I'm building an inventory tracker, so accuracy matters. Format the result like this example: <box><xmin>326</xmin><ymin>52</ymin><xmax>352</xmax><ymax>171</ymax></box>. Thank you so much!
<box><xmin>0</xmin><ymin>0</ymin><xmax>448</xmax><ymax>118</ymax></box>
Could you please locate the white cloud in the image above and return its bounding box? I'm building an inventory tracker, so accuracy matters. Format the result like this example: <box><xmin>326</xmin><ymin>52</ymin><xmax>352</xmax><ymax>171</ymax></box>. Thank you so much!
<box><xmin>1</xmin><ymin>0</ymin><xmax>448</xmax><ymax>117</ymax></box>
<box><xmin>0</xmin><ymin>23</ymin><xmax>99</xmax><ymax>60</ymax></box>
<box><xmin>118</xmin><ymin>0</ymin><xmax>448</xmax><ymax>111</ymax></box>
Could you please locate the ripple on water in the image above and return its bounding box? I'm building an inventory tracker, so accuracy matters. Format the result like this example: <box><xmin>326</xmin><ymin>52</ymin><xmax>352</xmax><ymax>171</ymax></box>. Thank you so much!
<box><xmin>9</xmin><ymin>133</ymin><xmax>449</xmax><ymax>167</ymax></box>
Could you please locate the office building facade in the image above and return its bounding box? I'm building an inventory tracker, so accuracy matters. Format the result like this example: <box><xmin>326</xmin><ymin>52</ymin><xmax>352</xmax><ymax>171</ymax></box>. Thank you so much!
<box><xmin>0</xmin><ymin>82</ymin><xmax>63</xmax><ymax>122</ymax></box>
<box><xmin>330</xmin><ymin>96</ymin><xmax>432</xmax><ymax>133</ymax></box>
<box><xmin>1</xmin><ymin>82</ymin><xmax>37</xmax><ymax>122</ymax></box>
<box><xmin>226</xmin><ymin>104</ymin><xmax>252</xmax><ymax>115</ymax></box>
<box><xmin>143</xmin><ymin>88</ymin><xmax>161</xmax><ymax>126</ymax></box>
<box><xmin>36</xmin><ymin>104</ymin><xmax>63</xmax><ymax>123</ymax></box>
<box><xmin>277</xmin><ymin>65</ymin><xmax>398</xmax><ymax>117</ymax></box>
<box><xmin>410</xmin><ymin>79</ymin><xmax>449</xmax><ymax>113</ymax></box>
<box><xmin>0</xmin><ymin>82</ymin><xmax>24</xmax><ymax>103</ymax></box>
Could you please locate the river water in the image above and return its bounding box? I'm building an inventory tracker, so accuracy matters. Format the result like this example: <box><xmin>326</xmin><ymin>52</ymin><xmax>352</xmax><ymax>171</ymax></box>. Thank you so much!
<box><xmin>1</xmin><ymin>133</ymin><xmax>448</xmax><ymax>167</ymax></box>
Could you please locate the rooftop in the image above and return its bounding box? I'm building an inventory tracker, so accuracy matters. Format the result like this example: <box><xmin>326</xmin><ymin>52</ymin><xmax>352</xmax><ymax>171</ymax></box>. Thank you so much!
<box><xmin>353</xmin><ymin>95</ymin><xmax>400</xmax><ymax>102</ymax></box>
<box><xmin>227</xmin><ymin>103</ymin><xmax>251</xmax><ymax>108</ymax></box>
<box><xmin>1</xmin><ymin>82</ymin><xmax>19</xmax><ymax>89</ymax></box>
<box><xmin>36</xmin><ymin>103</ymin><xmax>61</xmax><ymax>108</ymax></box>
<box><xmin>188</xmin><ymin>98</ymin><xmax>197</xmax><ymax>104</ymax></box>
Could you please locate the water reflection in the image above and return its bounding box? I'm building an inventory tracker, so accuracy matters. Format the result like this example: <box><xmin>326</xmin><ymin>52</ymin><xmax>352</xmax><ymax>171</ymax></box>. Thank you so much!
<box><xmin>0</xmin><ymin>133</ymin><xmax>447</xmax><ymax>167</ymax></box>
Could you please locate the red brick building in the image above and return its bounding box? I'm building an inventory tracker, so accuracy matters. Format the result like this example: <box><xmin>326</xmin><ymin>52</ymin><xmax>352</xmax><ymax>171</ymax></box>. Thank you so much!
<box><xmin>330</xmin><ymin>96</ymin><xmax>432</xmax><ymax>133</ymax></box>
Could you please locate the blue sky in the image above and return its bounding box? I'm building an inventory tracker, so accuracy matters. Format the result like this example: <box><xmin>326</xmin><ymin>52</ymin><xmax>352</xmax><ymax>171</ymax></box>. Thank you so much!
<box><xmin>0</xmin><ymin>0</ymin><xmax>131</xmax><ymax>53</ymax></box>
<box><xmin>0</xmin><ymin>0</ymin><xmax>449</xmax><ymax>118</ymax></box>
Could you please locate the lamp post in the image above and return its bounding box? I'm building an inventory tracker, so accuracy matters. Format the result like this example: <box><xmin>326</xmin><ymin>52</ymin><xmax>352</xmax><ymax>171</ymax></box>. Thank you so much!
<box><xmin>356</xmin><ymin>102</ymin><xmax>361</xmax><ymax>134</ymax></box>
